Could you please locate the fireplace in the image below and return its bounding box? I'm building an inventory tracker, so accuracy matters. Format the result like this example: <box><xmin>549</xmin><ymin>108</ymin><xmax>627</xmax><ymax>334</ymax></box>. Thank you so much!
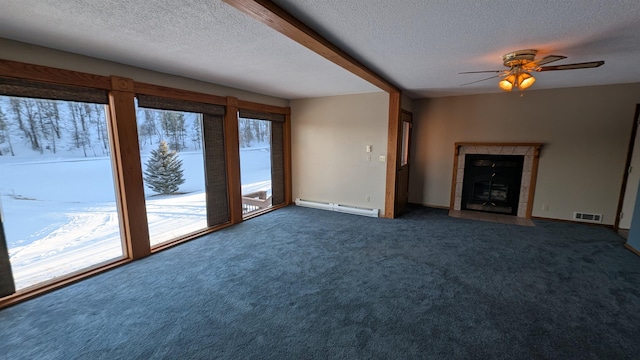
<box><xmin>462</xmin><ymin>154</ymin><xmax>524</xmax><ymax>215</ymax></box>
<box><xmin>450</xmin><ymin>143</ymin><xmax>542</xmax><ymax>218</ymax></box>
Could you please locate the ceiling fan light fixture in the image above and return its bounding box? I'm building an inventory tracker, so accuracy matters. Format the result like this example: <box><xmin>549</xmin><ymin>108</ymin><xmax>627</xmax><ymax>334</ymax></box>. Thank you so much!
<box><xmin>461</xmin><ymin>49</ymin><xmax>603</xmax><ymax>92</ymax></box>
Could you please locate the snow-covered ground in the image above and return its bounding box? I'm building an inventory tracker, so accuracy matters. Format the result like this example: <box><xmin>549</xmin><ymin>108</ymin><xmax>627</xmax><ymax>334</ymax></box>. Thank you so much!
<box><xmin>0</xmin><ymin>147</ymin><xmax>271</xmax><ymax>290</ymax></box>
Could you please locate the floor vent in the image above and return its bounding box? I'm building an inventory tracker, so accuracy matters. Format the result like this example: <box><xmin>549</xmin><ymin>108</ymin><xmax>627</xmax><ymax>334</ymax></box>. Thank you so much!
<box><xmin>573</xmin><ymin>212</ymin><xmax>603</xmax><ymax>223</ymax></box>
<box><xmin>295</xmin><ymin>198</ymin><xmax>379</xmax><ymax>218</ymax></box>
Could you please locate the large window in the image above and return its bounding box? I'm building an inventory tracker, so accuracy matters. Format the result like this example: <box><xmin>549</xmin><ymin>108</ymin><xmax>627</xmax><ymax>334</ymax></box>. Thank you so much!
<box><xmin>239</xmin><ymin>117</ymin><xmax>272</xmax><ymax>215</ymax></box>
<box><xmin>136</xmin><ymin>106</ymin><xmax>207</xmax><ymax>246</ymax></box>
<box><xmin>0</xmin><ymin>61</ymin><xmax>291</xmax><ymax>306</ymax></box>
<box><xmin>0</xmin><ymin>81</ymin><xmax>124</xmax><ymax>292</ymax></box>
<box><xmin>238</xmin><ymin>110</ymin><xmax>286</xmax><ymax>217</ymax></box>
<box><xmin>136</xmin><ymin>95</ymin><xmax>228</xmax><ymax>247</ymax></box>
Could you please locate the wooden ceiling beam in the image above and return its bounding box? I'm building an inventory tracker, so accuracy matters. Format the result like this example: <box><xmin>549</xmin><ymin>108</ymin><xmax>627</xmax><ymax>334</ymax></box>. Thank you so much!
<box><xmin>222</xmin><ymin>0</ymin><xmax>400</xmax><ymax>94</ymax></box>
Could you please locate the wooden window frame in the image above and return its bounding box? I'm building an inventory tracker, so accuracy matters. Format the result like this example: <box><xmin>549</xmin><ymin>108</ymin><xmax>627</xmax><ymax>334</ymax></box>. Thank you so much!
<box><xmin>237</xmin><ymin>108</ymin><xmax>289</xmax><ymax>218</ymax></box>
<box><xmin>136</xmin><ymin>94</ymin><xmax>230</xmax><ymax>239</ymax></box>
<box><xmin>0</xmin><ymin>59</ymin><xmax>292</xmax><ymax>308</ymax></box>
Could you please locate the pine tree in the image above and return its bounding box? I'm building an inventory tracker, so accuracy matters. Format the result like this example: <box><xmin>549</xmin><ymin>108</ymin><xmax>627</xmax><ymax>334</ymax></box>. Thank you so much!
<box><xmin>0</xmin><ymin>107</ymin><xmax>13</xmax><ymax>156</ymax></box>
<box><xmin>143</xmin><ymin>141</ymin><xmax>185</xmax><ymax>194</ymax></box>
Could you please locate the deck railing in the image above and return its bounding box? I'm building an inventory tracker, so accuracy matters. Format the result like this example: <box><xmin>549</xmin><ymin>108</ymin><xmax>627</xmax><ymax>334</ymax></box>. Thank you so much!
<box><xmin>241</xmin><ymin>190</ymin><xmax>272</xmax><ymax>215</ymax></box>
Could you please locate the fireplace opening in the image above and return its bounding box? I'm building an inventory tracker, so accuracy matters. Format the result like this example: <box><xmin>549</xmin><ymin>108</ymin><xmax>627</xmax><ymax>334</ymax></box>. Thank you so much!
<box><xmin>461</xmin><ymin>154</ymin><xmax>524</xmax><ymax>215</ymax></box>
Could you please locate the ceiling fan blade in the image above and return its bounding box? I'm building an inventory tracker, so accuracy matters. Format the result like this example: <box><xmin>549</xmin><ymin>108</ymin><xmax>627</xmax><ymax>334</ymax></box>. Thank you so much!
<box><xmin>459</xmin><ymin>74</ymin><xmax>500</xmax><ymax>86</ymax></box>
<box><xmin>538</xmin><ymin>61</ymin><xmax>605</xmax><ymax>71</ymax></box>
<box><xmin>459</xmin><ymin>70</ymin><xmax>503</xmax><ymax>74</ymax></box>
<box><xmin>531</xmin><ymin>55</ymin><xmax>567</xmax><ymax>67</ymax></box>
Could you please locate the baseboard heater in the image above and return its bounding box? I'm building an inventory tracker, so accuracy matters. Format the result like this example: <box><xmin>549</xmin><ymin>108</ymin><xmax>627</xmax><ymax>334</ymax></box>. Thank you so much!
<box><xmin>295</xmin><ymin>198</ymin><xmax>379</xmax><ymax>218</ymax></box>
<box><xmin>295</xmin><ymin>198</ymin><xmax>334</xmax><ymax>211</ymax></box>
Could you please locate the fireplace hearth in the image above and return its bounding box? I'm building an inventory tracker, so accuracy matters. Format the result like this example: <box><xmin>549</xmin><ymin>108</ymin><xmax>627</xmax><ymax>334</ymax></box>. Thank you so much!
<box><xmin>461</xmin><ymin>154</ymin><xmax>524</xmax><ymax>215</ymax></box>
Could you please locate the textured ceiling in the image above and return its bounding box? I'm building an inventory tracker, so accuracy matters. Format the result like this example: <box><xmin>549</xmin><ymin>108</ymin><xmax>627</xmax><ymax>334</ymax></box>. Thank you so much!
<box><xmin>1</xmin><ymin>0</ymin><xmax>640</xmax><ymax>99</ymax></box>
<box><xmin>0</xmin><ymin>0</ymin><xmax>379</xmax><ymax>99</ymax></box>
<box><xmin>272</xmin><ymin>0</ymin><xmax>640</xmax><ymax>97</ymax></box>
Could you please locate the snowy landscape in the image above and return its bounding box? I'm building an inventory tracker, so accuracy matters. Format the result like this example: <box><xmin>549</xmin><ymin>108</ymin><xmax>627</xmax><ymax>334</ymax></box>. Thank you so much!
<box><xmin>0</xmin><ymin>96</ymin><xmax>271</xmax><ymax>290</ymax></box>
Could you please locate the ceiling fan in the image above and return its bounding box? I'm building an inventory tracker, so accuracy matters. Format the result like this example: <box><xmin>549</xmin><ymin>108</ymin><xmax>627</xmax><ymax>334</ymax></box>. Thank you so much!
<box><xmin>460</xmin><ymin>49</ymin><xmax>604</xmax><ymax>91</ymax></box>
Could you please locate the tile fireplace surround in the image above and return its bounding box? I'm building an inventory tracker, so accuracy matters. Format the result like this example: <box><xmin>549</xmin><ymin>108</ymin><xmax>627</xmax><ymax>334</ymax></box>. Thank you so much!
<box><xmin>450</xmin><ymin>143</ymin><xmax>543</xmax><ymax>218</ymax></box>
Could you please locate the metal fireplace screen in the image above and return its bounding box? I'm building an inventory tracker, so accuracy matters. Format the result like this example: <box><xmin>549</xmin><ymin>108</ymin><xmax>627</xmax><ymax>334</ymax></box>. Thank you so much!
<box><xmin>461</xmin><ymin>154</ymin><xmax>524</xmax><ymax>215</ymax></box>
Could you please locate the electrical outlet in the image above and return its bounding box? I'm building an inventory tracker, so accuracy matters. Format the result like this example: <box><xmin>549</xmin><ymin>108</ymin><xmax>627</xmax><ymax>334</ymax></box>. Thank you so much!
<box><xmin>367</xmin><ymin>155</ymin><xmax>371</xmax><ymax>161</ymax></box>
<box><xmin>379</xmin><ymin>155</ymin><xmax>386</xmax><ymax>162</ymax></box>
<box><xmin>365</xmin><ymin>195</ymin><xmax>370</xmax><ymax>202</ymax></box>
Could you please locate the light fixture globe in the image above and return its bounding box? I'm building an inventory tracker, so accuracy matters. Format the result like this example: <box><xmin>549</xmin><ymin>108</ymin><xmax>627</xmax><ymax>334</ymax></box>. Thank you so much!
<box><xmin>499</xmin><ymin>70</ymin><xmax>536</xmax><ymax>92</ymax></box>
<box><xmin>517</xmin><ymin>72</ymin><xmax>535</xmax><ymax>90</ymax></box>
<box><xmin>499</xmin><ymin>73</ymin><xmax>516</xmax><ymax>91</ymax></box>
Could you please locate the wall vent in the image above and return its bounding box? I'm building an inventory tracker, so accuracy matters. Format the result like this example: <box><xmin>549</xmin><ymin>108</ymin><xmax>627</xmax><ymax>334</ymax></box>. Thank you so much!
<box><xmin>295</xmin><ymin>198</ymin><xmax>379</xmax><ymax>218</ymax></box>
<box><xmin>573</xmin><ymin>212</ymin><xmax>603</xmax><ymax>223</ymax></box>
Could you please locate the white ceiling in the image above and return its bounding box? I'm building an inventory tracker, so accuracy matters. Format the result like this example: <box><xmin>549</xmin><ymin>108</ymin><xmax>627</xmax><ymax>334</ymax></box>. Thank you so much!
<box><xmin>1</xmin><ymin>0</ymin><xmax>639</xmax><ymax>99</ymax></box>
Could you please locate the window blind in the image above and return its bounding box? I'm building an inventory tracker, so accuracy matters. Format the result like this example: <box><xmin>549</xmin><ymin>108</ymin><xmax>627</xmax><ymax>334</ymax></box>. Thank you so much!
<box><xmin>0</xmin><ymin>218</ymin><xmax>16</xmax><ymax>297</ymax></box>
<box><xmin>271</xmin><ymin>121</ymin><xmax>285</xmax><ymax>206</ymax></box>
<box><xmin>138</xmin><ymin>94</ymin><xmax>224</xmax><ymax>116</ymax></box>
<box><xmin>202</xmin><ymin>114</ymin><xmax>230</xmax><ymax>226</ymax></box>
<box><xmin>238</xmin><ymin>109</ymin><xmax>285</xmax><ymax>122</ymax></box>
<box><xmin>0</xmin><ymin>78</ymin><xmax>108</xmax><ymax>104</ymax></box>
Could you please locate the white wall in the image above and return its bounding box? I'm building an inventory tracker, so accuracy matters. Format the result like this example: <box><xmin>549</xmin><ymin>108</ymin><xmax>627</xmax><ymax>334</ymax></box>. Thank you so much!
<box><xmin>0</xmin><ymin>38</ymin><xmax>288</xmax><ymax>107</ymax></box>
<box><xmin>410</xmin><ymin>83</ymin><xmax>640</xmax><ymax>224</ymax></box>
<box><xmin>290</xmin><ymin>92</ymin><xmax>389</xmax><ymax>213</ymax></box>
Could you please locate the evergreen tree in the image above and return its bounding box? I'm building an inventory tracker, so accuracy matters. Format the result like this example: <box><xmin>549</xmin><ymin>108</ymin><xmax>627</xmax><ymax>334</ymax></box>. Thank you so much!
<box><xmin>190</xmin><ymin>115</ymin><xmax>202</xmax><ymax>150</ymax></box>
<box><xmin>160</xmin><ymin>112</ymin><xmax>186</xmax><ymax>151</ymax></box>
<box><xmin>0</xmin><ymin>107</ymin><xmax>15</xmax><ymax>156</ymax></box>
<box><xmin>143</xmin><ymin>141</ymin><xmax>185</xmax><ymax>194</ymax></box>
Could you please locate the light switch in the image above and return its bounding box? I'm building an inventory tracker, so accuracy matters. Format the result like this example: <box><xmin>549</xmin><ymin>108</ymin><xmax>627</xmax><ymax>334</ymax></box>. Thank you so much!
<box><xmin>366</xmin><ymin>145</ymin><xmax>372</xmax><ymax>153</ymax></box>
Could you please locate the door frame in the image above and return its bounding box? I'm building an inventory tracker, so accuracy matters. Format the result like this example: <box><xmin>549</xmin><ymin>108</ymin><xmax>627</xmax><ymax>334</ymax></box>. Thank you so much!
<box><xmin>614</xmin><ymin>104</ymin><xmax>640</xmax><ymax>231</ymax></box>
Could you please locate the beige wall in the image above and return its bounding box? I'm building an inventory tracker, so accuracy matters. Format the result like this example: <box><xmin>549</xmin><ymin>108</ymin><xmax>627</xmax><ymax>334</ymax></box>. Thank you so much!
<box><xmin>411</xmin><ymin>83</ymin><xmax>640</xmax><ymax>224</ymax></box>
<box><xmin>291</xmin><ymin>92</ymin><xmax>389</xmax><ymax>213</ymax></box>
<box><xmin>0</xmin><ymin>38</ymin><xmax>288</xmax><ymax>107</ymax></box>
<box><xmin>401</xmin><ymin>93</ymin><xmax>413</xmax><ymax>112</ymax></box>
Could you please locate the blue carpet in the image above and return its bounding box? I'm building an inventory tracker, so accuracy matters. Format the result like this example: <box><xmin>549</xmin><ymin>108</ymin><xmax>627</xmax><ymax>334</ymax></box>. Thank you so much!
<box><xmin>0</xmin><ymin>205</ymin><xmax>639</xmax><ymax>359</ymax></box>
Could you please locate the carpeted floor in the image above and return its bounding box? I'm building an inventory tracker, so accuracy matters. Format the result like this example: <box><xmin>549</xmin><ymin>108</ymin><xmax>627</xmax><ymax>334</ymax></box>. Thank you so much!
<box><xmin>0</xmin><ymin>205</ymin><xmax>639</xmax><ymax>359</ymax></box>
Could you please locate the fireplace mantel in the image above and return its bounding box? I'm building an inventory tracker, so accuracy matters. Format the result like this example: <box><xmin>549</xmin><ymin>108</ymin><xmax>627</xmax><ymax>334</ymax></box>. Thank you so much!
<box><xmin>450</xmin><ymin>142</ymin><xmax>543</xmax><ymax>218</ymax></box>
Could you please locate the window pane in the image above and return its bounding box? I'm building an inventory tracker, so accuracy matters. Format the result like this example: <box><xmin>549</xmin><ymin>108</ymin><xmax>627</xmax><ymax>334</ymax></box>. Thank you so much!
<box><xmin>136</xmin><ymin>106</ymin><xmax>207</xmax><ymax>247</ymax></box>
<box><xmin>239</xmin><ymin>118</ymin><xmax>272</xmax><ymax>216</ymax></box>
<box><xmin>401</xmin><ymin>121</ymin><xmax>410</xmax><ymax>166</ymax></box>
<box><xmin>0</xmin><ymin>96</ymin><xmax>123</xmax><ymax>290</ymax></box>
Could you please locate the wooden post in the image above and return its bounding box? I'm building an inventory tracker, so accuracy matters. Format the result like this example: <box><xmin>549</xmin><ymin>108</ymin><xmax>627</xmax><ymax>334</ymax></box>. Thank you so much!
<box><xmin>225</xmin><ymin>97</ymin><xmax>243</xmax><ymax>223</ymax></box>
<box><xmin>108</xmin><ymin>76</ymin><xmax>151</xmax><ymax>259</ymax></box>
<box><xmin>384</xmin><ymin>91</ymin><xmax>402</xmax><ymax>218</ymax></box>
